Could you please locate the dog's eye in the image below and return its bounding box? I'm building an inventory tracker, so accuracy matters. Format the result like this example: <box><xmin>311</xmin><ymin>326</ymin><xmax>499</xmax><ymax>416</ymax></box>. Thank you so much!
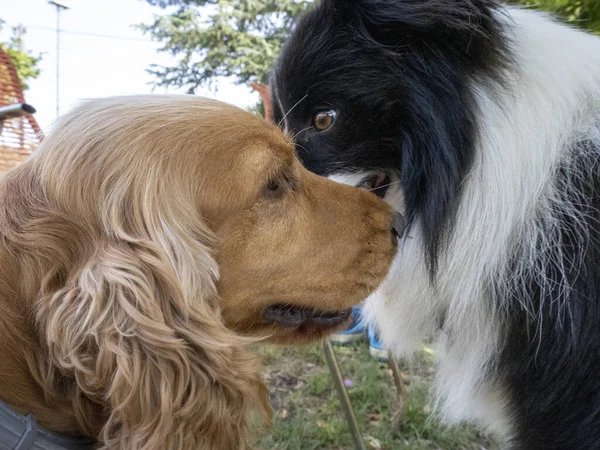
<box><xmin>313</xmin><ymin>110</ymin><xmax>337</xmax><ymax>131</ymax></box>
<box><xmin>264</xmin><ymin>181</ymin><xmax>284</xmax><ymax>198</ymax></box>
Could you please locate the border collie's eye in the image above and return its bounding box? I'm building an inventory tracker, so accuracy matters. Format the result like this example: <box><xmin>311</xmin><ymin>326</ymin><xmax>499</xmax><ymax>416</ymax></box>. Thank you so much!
<box><xmin>314</xmin><ymin>110</ymin><xmax>337</xmax><ymax>131</ymax></box>
<box><xmin>265</xmin><ymin>181</ymin><xmax>284</xmax><ymax>198</ymax></box>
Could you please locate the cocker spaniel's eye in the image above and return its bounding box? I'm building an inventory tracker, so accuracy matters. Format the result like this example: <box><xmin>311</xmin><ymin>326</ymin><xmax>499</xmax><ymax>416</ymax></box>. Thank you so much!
<box><xmin>313</xmin><ymin>110</ymin><xmax>337</xmax><ymax>131</ymax></box>
<box><xmin>265</xmin><ymin>181</ymin><xmax>284</xmax><ymax>198</ymax></box>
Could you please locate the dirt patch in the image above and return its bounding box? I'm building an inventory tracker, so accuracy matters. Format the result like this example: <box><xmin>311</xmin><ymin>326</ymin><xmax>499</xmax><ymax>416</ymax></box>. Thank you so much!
<box><xmin>264</xmin><ymin>370</ymin><xmax>307</xmax><ymax>411</ymax></box>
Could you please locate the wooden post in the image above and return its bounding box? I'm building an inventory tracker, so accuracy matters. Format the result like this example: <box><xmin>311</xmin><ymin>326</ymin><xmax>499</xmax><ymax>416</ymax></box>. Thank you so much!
<box><xmin>251</xmin><ymin>82</ymin><xmax>274</xmax><ymax>123</ymax></box>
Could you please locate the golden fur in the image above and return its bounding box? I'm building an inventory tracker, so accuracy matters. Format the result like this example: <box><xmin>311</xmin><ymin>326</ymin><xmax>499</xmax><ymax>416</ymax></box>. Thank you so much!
<box><xmin>0</xmin><ymin>95</ymin><xmax>397</xmax><ymax>449</ymax></box>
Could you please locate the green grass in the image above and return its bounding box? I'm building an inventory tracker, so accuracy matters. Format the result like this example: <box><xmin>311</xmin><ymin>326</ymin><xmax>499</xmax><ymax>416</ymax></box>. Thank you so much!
<box><xmin>250</xmin><ymin>341</ymin><xmax>498</xmax><ymax>450</ymax></box>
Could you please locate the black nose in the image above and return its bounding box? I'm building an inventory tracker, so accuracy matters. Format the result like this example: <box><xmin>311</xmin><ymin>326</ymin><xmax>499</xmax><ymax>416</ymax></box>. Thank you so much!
<box><xmin>391</xmin><ymin>213</ymin><xmax>405</xmax><ymax>242</ymax></box>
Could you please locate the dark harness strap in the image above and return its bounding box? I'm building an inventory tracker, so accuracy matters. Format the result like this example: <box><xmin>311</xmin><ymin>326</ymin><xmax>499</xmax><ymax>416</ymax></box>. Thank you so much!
<box><xmin>0</xmin><ymin>400</ymin><xmax>93</xmax><ymax>450</ymax></box>
<box><xmin>14</xmin><ymin>414</ymin><xmax>37</xmax><ymax>450</ymax></box>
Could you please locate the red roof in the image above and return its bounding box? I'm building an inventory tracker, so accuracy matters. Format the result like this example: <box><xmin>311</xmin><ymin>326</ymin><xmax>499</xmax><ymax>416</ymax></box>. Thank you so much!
<box><xmin>0</xmin><ymin>46</ymin><xmax>42</xmax><ymax>173</ymax></box>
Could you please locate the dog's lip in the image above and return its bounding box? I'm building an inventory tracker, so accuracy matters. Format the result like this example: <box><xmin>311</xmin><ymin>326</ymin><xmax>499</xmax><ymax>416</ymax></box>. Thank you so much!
<box><xmin>263</xmin><ymin>304</ymin><xmax>352</xmax><ymax>329</ymax></box>
<box><xmin>363</xmin><ymin>172</ymin><xmax>391</xmax><ymax>199</ymax></box>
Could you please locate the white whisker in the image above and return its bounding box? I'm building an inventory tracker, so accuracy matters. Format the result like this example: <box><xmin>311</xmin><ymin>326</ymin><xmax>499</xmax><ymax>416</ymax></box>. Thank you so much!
<box><xmin>292</xmin><ymin>125</ymin><xmax>315</xmax><ymax>141</ymax></box>
<box><xmin>366</xmin><ymin>179</ymin><xmax>403</xmax><ymax>192</ymax></box>
<box><xmin>278</xmin><ymin>94</ymin><xmax>308</xmax><ymax>130</ymax></box>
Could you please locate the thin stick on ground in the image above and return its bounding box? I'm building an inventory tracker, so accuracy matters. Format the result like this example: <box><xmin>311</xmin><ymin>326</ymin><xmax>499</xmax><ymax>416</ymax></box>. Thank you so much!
<box><xmin>388</xmin><ymin>351</ymin><xmax>407</xmax><ymax>432</ymax></box>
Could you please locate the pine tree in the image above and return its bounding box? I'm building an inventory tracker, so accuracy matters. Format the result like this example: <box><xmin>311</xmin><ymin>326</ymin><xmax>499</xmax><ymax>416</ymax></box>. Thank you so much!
<box><xmin>140</xmin><ymin>0</ymin><xmax>600</xmax><ymax>96</ymax></box>
<box><xmin>139</xmin><ymin>0</ymin><xmax>312</xmax><ymax>94</ymax></box>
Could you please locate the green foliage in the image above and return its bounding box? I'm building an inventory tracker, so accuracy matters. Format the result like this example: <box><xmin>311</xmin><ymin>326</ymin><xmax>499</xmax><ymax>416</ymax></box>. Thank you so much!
<box><xmin>142</xmin><ymin>0</ymin><xmax>600</xmax><ymax>95</ymax></box>
<box><xmin>508</xmin><ymin>0</ymin><xmax>600</xmax><ymax>34</ymax></box>
<box><xmin>0</xmin><ymin>19</ymin><xmax>43</xmax><ymax>90</ymax></box>
<box><xmin>254</xmin><ymin>99</ymin><xmax>265</xmax><ymax>117</ymax></box>
<box><xmin>139</xmin><ymin>0</ymin><xmax>312</xmax><ymax>94</ymax></box>
<box><xmin>250</xmin><ymin>342</ymin><xmax>496</xmax><ymax>449</ymax></box>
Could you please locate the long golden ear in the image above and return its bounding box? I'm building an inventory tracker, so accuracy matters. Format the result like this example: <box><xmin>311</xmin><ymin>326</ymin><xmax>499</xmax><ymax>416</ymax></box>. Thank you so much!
<box><xmin>36</xmin><ymin>196</ymin><xmax>270</xmax><ymax>449</ymax></box>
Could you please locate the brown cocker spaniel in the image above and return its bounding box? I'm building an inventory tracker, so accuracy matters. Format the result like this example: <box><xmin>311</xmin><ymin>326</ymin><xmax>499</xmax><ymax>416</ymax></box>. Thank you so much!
<box><xmin>0</xmin><ymin>95</ymin><xmax>401</xmax><ymax>449</ymax></box>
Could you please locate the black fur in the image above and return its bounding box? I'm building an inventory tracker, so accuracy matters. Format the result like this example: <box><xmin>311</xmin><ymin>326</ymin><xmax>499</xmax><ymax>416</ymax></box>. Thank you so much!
<box><xmin>273</xmin><ymin>0</ymin><xmax>600</xmax><ymax>448</ymax></box>
<box><xmin>498</xmin><ymin>140</ymin><xmax>600</xmax><ymax>450</ymax></box>
<box><xmin>272</xmin><ymin>0</ymin><xmax>509</xmax><ymax>275</ymax></box>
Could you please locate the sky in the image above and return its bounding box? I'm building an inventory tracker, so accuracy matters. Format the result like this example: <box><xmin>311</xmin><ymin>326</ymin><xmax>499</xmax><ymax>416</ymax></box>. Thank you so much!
<box><xmin>0</xmin><ymin>0</ymin><xmax>259</xmax><ymax>132</ymax></box>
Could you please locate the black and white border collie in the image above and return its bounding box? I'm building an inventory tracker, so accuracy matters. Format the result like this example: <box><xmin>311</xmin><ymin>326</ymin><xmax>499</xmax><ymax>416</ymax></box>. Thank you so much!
<box><xmin>271</xmin><ymin>1</ymin><xmax>600</xmax><ymax>448</ymax></box>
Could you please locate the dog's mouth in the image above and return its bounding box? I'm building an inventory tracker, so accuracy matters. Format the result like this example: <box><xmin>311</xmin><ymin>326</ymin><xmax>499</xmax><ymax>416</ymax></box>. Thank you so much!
<box><xmin>362</xmin><ymin>172</ymin><xmax>392</xmax><ymax>199</ymax></box>
<box><xmin>263</xmin><ymin>304</ymin><xmax>352</xmax><ymax>329</ymax></box>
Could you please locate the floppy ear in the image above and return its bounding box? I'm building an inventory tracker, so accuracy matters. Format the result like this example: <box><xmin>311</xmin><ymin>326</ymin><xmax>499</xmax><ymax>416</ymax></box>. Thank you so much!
<box><xmin>356</xmin><ymin>0</ymin><xmax>500</xmax><ymax>29</ymax></box>
<box><xmin>342</xmin><ymin>0</ymin><xmax>504</xmax><ymax>57</ymax></box>
<box><xmin>35</xmin><ymin>185</ymin><xmax>271</xmax><ymax>449</ymax></box>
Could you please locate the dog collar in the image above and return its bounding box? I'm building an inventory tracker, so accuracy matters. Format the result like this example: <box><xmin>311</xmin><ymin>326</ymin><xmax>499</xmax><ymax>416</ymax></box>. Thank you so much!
<box><xmin>0</xmin><ymin>400</ymin><xmax>94</xmax><ymax>450</ymax></box>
